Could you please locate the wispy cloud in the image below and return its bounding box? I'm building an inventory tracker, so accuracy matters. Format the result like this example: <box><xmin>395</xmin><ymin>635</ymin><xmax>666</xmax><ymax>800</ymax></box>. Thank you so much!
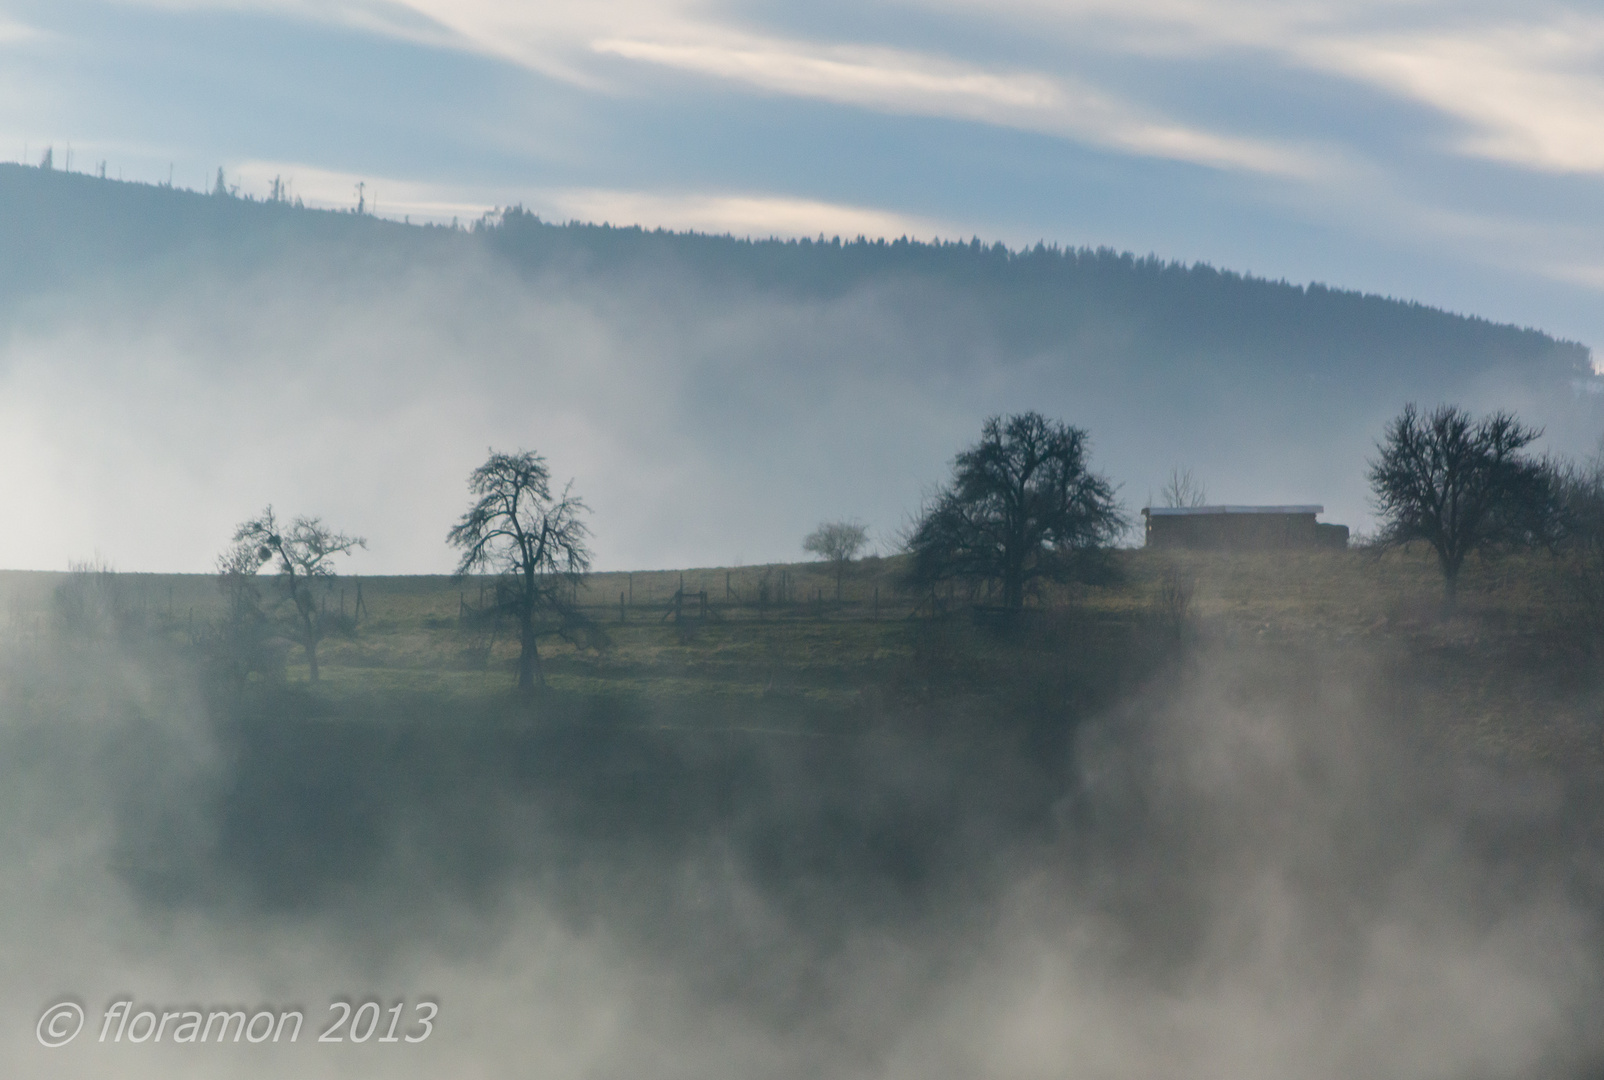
<box><xmin>94</xmin><ymin>0</ymin><xmax>1324</xmax><ymax>176</ymax></box>
<box><xmin>593</xmin><ymin>35</ymin><xmax>1064</xmax><ymax>115</ymax></box>
<box><xmin>97</xmin><ymin>0</ymin><xmax>473</xmax><ymax>58</ymax></box>
<box><xmin>541</xmin><ymin>187</ymin><xmax>957</xmax><ymax>240</ymax></box>
<box><xmin>1303</xmin><ymin>17</ymin><xmax>1604</xmax><ymax>175</ymax></box>
<box><xmin>593</xmin><ymin>32</ymin><xmax>1322</xmax><ymax>177</ymax></box>
<box><xmin>228</xmin><ymin>159</ymin><xmax>495</xmax><ymax>221</ymax></box>
<box><xmin>0</xmin><ymin>17</ymin><xmax>38</xmax><ymax>44</ymax></box>
<box><xmin>95</xmin><ymin>0</ymin><xmax>1604</xmax><ymax>177</ymax></box>
<box><xmin>898</xmin><ymin>0</ymin><xmax>1604</xmax><ymax>176</ymax></box>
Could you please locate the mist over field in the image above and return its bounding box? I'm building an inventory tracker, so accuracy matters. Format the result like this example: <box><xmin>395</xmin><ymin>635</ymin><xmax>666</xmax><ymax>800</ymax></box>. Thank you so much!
<box><xmin>9</xmin><ymin>0</ymin><xmax>1604</xmax><ymax>1074</ymax></box>
<box><xmin>0</xmin><ymin>164</ymin><xmax>1596</xmax><ymax>573</ymax></box>
<box><xmin>5</xmin><ymin>157</ymin><xmax>1604</xmax><ymax>1080</ymax></box>
<box><xmin>4</xmin><ymin>597</ymin><xmax>1604</xmax><ymax>1079</ymax></box>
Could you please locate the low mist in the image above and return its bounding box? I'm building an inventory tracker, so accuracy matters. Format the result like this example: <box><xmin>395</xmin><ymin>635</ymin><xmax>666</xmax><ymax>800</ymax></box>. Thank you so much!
<box><xmin>4</xmin><ymin>606</ymin><xmax>1603</xmax><ymax>1079</ymax></box>
<box><xmin>0</xmin><ymin>172</ymin><xmax>1596</xmax><ymax>573</ymax></box>
<box><xmin>3</xmin><ymin>168</ymin><xmax>1602</xmax><ymax>1080</ymax></box>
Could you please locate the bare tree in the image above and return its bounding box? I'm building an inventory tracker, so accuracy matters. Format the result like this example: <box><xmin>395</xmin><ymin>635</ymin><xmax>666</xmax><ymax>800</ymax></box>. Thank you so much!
<box><xmin>447</xmin><ymin>449</ymin><xmax>595</xmax><ymax>692</ymax></box>
<box><xmin>803</xmin><ymin>521</ymin><xmax>869</xmax><ymax>601</ymax></box>
<box><xmin>209</xmin><ymin>543</ymin><xmax>285</xmax><ymax>689</ymax></box>
<box><xmin>52</xmin><ymin>557</ymin><xmax>123</xmax><ymax>639</ymax></box>
<box><xmin>1541</xmin><ymin>450</ymin><xmax>1604</xmax><ymax>650</ymax></box>
<box><xmin>1368</xmin><ymin>404</ymin><xmax>1551</xmax><ymax>608</ymax></box>
<box><xmin>1153</xmin><ymin>563</ymin><xmax>1195</xmax><ymax>639</ymax></box>
<box><xmin>226</xmin><ymin>507</ymin><xmax>365</xmax><ymax>682</ymax></box>
<box><xmin>907</xmin><ymin>412</ymin><xmax>1124</xmax><ymax>611</ymax></box>
<box><xmin>1160</xmin><ymin>467</ymin><xmax>1207</xmax><ymax>508</ymax></box>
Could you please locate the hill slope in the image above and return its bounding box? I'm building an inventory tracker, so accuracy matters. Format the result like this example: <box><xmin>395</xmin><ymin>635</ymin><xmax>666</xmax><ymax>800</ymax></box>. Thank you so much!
<box><xmin>0</xmin><ymin>163</ymin><xmax>1594</xmax><ymax>572</ymax></box>
<box><xmin>1</xmin><ymin>164</ymin><xmax>1582</xmax><ymax>378</ymax></box>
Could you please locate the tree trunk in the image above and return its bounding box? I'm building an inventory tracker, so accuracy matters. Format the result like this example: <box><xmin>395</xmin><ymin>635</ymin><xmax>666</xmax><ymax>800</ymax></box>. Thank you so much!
<box><xmin>1440</xmin><ymin>556</ymin><xmax>1461</xmax><ymax>615</ymax></box>
<box><xmin>1002</xmin><ymin>563</ymin><xmax>1024</xmax><ymax>610</ymax></box>
<box><xmin>517</xmin><ymin>608</ymin><xmax>543</xmax><ymax>691</ymax></box>
<box><xmin>300</xmin><ymin>602</ymin><xmax>320</xmax><ymax>682</ymax></box>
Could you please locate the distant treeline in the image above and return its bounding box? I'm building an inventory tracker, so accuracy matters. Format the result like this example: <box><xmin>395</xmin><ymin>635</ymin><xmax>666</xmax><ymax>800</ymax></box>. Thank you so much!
<box><xmin>0</xmin><ymin>162</ymin><xmax>1586</xmax><ymax>385</ymax></box>
<box><xmin>485</xmin><ymin>207</ymin><xmax>1584</xmax><ymax>379</ymax></box>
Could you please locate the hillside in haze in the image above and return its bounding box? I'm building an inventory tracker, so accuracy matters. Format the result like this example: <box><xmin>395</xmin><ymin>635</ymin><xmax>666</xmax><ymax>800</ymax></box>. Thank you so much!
<box><xmin>488</xmin><ymin>209</ymin><xmax>1588</xmax><ymax>383</ymax></box>
<box><xmin>0</xmin><ymin>162</ymin><xmax>1595</xmax><ymax>572</ymax></box>
<box><xmin>0</xmin><ymin>164</ymin><xmax>1582</xmax><ymax>377</ymax></box>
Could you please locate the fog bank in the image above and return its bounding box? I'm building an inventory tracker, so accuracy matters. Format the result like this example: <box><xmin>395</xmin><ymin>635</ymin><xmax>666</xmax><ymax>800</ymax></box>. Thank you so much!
<box><xmin>3</xmin><ymin>624</ymin><xmax>1601</xmax><ymax>1078</ymax></box>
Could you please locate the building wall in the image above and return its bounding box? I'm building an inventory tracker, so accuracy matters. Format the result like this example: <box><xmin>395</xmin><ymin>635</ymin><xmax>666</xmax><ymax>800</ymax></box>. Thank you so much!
<box><xmin>1145</xmin><ymin>513</ymin><xmax>1347</xmax><ymax>550</ymax></box>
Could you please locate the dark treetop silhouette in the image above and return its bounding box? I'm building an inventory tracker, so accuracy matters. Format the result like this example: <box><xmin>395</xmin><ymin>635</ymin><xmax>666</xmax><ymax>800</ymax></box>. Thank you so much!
<box><xmin>447</xmin><ymin>449</ymin><xmax>593</xmax><ymax>692</ymax></box>
<box><xmin>1368</xmin><ymin>403</ymin><xmax>1552</xmax><ymax>607</ymax></box>
<box><xmin>907</xmin><ymin>412</ymin><xmax>1124</xmax><ymax>611</ymax></box>
<box><xmin>225</xmin><ymin>507</ymin><xmax>366</xmax><ymax>682</ymax></box>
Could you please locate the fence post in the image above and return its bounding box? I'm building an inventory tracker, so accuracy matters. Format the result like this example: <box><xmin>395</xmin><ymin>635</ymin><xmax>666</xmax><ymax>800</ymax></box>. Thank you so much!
<box><xmin>620</xmin><ymin>591</ymin><xmax>626</xmax><ymax>624</ymax></box>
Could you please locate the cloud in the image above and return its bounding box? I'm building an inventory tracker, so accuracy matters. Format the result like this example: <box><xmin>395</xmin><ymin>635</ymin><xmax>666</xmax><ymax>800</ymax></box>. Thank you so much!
<box><xmin>227</xmin><ymin>160</ymin><xmax>496</xmax><ymax>222</ymax></box>
<box><xmin>0</xmin><ymin>16</ymin><xmax>39</xmax><ymax>44</ymax></box>
<box><xmin>898</xmin><ymin>0</ymin><xmax>1604</xmax><ymax>176</ymax></box>
<box><xmin>542</xmin><ymin>188</ymin><xmax>956</xmax><ymax>240</ymax></box>
<box><xmin>104</xmin><ymin>0</ymin><xmax>702</xmax><ymax>84</ymax></box>
<box><xmin>90</xmin><ymin>0</ymin><xmax>1604</xmax><ymax>177</ymax></box>
<box><xmin>92</xmin><ymin>0</ymin><xmax>1322</xmax><ymax>176</ymax></box>
<box><xmin>592</xmin><ymin>32</ymin><xmax>1322</xmax><ymax>177</ymax></box>
<box><xmin>1303</xmin><ymin>17</ymin><xmax>1604</xmax><ymax>175</ymax></box>
<box><xmin>592</xmin><ymin>35</ymin><xmax>1065</xmax><ymax>116</ymax></box>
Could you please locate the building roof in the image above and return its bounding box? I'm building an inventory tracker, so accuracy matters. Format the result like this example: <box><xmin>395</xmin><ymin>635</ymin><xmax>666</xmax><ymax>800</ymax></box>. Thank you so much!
<box><xmin>1143</xmin><ymin>505</ymin><xmax>1324</xmax><ymax>516</ymax></box>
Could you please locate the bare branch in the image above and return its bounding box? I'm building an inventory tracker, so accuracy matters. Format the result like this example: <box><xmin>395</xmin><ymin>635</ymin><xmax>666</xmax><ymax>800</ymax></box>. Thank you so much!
<box><xmin>446</xmin><ymin>450</ymin><xmax>596</xmax><ymax>691</ymax></box>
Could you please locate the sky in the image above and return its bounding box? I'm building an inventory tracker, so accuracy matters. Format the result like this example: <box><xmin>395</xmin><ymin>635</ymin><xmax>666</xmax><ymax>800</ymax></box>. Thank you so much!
<box><xmin>2</xmin><ymin>0</ymin><xmax>1603</xmax><ymax>349</ymax></box>
<box><xmin>4</xmin><ymin>0</ymin><xmax>1604</xmax><ymax>572</ymax></box>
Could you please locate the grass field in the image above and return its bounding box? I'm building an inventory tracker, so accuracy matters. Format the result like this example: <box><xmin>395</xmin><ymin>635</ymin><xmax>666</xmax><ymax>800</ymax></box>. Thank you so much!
<box><xmin>6</xmin><ymin>546</ymin><xmax>1604</xmax><ymax>1079</ymax></box>
<box><xmin>3</xmin><ymin>543</ymin><xmax>1600</xmax><ymax>765</ymax></box>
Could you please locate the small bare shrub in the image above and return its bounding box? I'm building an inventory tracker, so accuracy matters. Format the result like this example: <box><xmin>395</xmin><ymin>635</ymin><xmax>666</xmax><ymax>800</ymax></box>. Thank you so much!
<box><xmin>1153</xmin><ymin>564</ymin><xmax>1195</xmax><ymax>639</ymax></box>
<box><xmin>53</xmin><ymin>558</ymin><xmax>124</xmax><ymax>639</ymax></box>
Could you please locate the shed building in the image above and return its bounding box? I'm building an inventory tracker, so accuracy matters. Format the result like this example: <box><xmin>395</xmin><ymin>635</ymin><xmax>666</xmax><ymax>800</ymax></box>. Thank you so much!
<box><xmin>1142</xmin><ymin>505</ymin><xmax>1348</xmax><ymax>550</ymax></box>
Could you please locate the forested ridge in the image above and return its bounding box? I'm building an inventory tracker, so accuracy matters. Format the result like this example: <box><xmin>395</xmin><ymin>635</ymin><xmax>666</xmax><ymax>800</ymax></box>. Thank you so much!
<box><xmin>0</xmin><ymin>162</ymin><xmax>1585</xmax><ymax>385</ymax></box>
